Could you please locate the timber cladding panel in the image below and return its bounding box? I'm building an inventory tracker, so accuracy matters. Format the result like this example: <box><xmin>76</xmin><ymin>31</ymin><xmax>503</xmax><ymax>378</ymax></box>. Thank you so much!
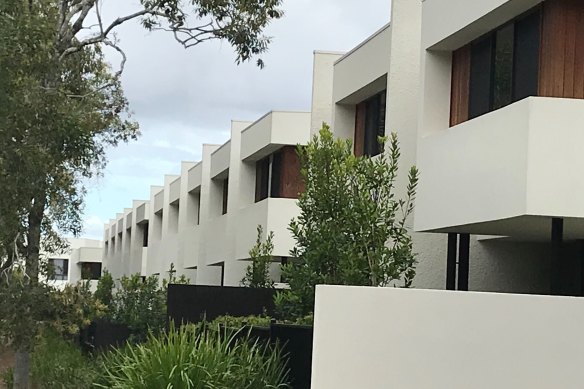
<box><xmin>449</xmin><ymin>0</ymin><xmax>584</xmax><ymax>127</ymax></box>
<box><xmin>539</xmin><ymin>0</ymin><xmax>584</xmax><ymax>99</ymax></box>
<box><xmin>278</xmin><ymin>146</ymin><xmax>305</xmax><ymax>199</ymax></box>
<box><xmin>450</xmin><ymin>45</ymin><xmax>471</xmax><ymax>126</ymax></box>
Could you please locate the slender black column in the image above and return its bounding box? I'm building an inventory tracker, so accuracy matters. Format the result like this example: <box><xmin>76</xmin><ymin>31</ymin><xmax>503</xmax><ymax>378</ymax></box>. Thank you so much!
<box><xmin>580</xmin><ymin>240</ymin><xmax>584</xmax><ymax>297</ymax></box>
<box><xmin>446</xmin><ymin>233</ymin><xmax>458</xmax><ymax>290</ymax></box>
<box><xmin>457</xmin><ymin>234</ymin><xmax>470</xmax><ymax>291</ymax></box>
<box><xmin>220</xmin><ymin>262</ymin><xmax>225</xmax><ymax>287</ymax></box>
<box><xmin>551</xmin><ymin>218</ymin><xmax>564</xmax><ymax>295</ymax></box>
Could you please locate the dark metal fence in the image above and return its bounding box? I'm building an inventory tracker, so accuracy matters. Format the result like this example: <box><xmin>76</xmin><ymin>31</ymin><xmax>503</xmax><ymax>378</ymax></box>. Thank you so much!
<box><xmin>166</xmin><ymin>284</ymin><xmax>276</xmax><ymax>323</ymax></box>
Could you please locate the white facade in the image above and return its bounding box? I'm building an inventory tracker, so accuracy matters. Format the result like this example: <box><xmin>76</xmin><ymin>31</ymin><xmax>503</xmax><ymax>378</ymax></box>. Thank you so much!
<box><xmin>44</xmin><ymin>238</ymin><xmax>103</xmax><ymax>290</ymax></box>
<box><xmin>102</xmin><ymin>0</ymin><xmax>584</xmax><ymax>295</ymax></box>
<box><xmin>311</xmin><ymin>285</ymin><xmax>584</xmax><ymax>389</ymax></box>
<box><xmin>103</xmin><ymin>112</ymin><xmax>310</xmax><ymax>286</ymax></box>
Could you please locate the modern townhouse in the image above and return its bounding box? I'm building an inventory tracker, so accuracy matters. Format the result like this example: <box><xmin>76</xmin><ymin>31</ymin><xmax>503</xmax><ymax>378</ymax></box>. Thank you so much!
<box><xmin>311</xmin><ymin>2</ymin><xmax>584</xmax><ymax>387</ymax></box>
<box><xmin>313</xmin><ymin>0</ymin><xmax>584</xmax><ymax>296</ymax></box>
<box><xmin>416</xmin><ymin>0</ymin><xmax>584</xmax><ymax>296</ymax></box>
<box><xmin>104</xmin><ymin>0</ymin><xmax>584</xmax><ymax>296</ymax></box>
<box><xmin>44</xmin><ymin>238</ymin><xmax>103</xmax><ymax>290</ymax></box>
<box><xmin>103</xmin><ymin>112</ymin><xmax>310</xmax><ymax>286</ymax></box>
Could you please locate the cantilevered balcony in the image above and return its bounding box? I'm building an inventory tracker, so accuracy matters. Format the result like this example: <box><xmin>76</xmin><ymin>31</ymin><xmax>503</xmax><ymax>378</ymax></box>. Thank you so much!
<box><xmin>415</xmin><ymin>97</ymin><xmax>584</xmax><ymax>241</ymax></box>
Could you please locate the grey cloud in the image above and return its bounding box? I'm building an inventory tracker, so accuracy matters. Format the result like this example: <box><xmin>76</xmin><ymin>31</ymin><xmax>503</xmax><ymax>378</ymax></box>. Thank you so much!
<box><xmin>84</xmin><ymin>0</ymin><xmax>391</xmax><ymax>234</ymax></box>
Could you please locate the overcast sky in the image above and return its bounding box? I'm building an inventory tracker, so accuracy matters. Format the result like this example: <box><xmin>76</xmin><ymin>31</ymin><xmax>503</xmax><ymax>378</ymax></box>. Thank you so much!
<box><xmin>81</xmin><ymin>0</ymin><xmax>391</xmax><ymax>239</ymax></box>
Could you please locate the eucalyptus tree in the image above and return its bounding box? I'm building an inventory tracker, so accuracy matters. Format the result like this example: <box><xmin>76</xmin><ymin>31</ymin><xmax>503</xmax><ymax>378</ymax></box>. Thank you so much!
<box><xmin>0</xmin><ymin>0</ymin><xmax>283</xmax><ymax>386</ymax></box>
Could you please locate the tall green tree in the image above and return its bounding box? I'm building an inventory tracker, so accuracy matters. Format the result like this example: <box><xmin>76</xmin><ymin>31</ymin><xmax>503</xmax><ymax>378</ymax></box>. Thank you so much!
<box><xmin>276</xmin><ymin>125</ymin><xmax>419</xmax><ymax>319</ymax></box>
<box><xmin>0</xmin><ymin>0</ymin><xmax>283</xmax><ymax>386</ymax></box>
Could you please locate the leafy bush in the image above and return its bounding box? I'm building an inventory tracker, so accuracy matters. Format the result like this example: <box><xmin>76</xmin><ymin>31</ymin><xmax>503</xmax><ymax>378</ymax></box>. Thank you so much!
<box><xmin>1</xmin><ymin>368</ymin><xmax>13</xmax><ymax>389</ymax></box>
<box><xmin>98</xmin><ymin>264</ymin><xmax>189</xmax><ymax>341</ymax></box>
<box><xmin>97</xmin><ymin>324</ymin><xmax>290</xmax><ymax>389</ymax></box>
<box><xmin>242</xmin><ymin>225</ymin><xmax>276</xmax><ymax>289</ymax></box>
<box><xmin>31</xmin><ymin>330</ymin><xmax>98</xmax><ymax>389</ymax></box>
<box><xmin>211</xmin><ymin>314</ymin><xmax>272</xmax><ymax>329</ymax></box>
<box><xmin>278</xmin><ymin>125</ymin><xmax>419</xmax><ymax>319</ymax></box>
<box><xmin>95</xmin><ymin>269</ymin><xmax>114</xmax><ymax>308</ymax></box>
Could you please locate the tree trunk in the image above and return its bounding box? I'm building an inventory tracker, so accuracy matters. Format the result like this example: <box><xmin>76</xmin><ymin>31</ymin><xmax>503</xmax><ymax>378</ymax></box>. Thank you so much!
<box><xmin>25</xmin><ymin>194</ymin><xmax>45</xmax><ymax>283</ymax></box>
<box><xmin>13</xmin><ymin>348</ymin><xmax>30</xmax><ymax>389</ymax></box>
<box><xmin>13</xmin><ymin>194</ymin><xmax>45</xmax><ymax>389</ymax></box>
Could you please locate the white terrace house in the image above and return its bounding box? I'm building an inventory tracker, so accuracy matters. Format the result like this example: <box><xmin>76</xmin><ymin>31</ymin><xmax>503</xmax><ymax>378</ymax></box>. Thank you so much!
<box><xmin>310</xmin><ymin>1</ymin><xmax>584</xmax><ymax>388</ymax></box>
<box><xmin>103</xmin><ymin>112</ymin><xmax>309</xmax><ymax>286</ymax></box>
<box><xmin>44</xmin><ymin>238</ymin><xmax>103</xmax><ymax>290</ymax></box>
<box><xmin>416</xmin><ymin>0</ymin><xmax>584</xmax><ymax>295</ymax></box>
<box><xmin>104</xmin><ymin>0</ymin><xmax>584</xmax><ymax>295</ymax></box>
<box><xmin>308</xmin><ymin>0</ymin><xmax>584</xmax><ymax>295</ymax></box>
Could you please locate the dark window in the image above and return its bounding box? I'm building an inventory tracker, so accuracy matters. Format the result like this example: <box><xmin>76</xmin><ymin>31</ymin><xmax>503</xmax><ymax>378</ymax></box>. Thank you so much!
<box><xmin>493</xmin><ymin>24</ymin><xmax>514</xmax><ymax>110</ymax></box>
<box><xmin>469</xmin><ymin>36</ymin><xmax>494</xmax><ymax>119</ymax></box>
<box><xmin>81</xmin><ymin>262</ymin><xmax>102</xmax><ymax>280</ymax></box>
<box><xmin>48</xmin><ymin>258</ymin><xmax>68</xmax><ymax>281</ymax></box>
<box><xmin>255</xmin><ymin>156</ymin><xmax>270</xmax><ymax>202</ymax></box>
<box><xmin>222</xmin><ymin>178</ymin><xmax>229</xmax><ymax>215</ymax></box>
<box><xmin>513</xmin><ymin>9</ymin><xmax>541</xmax><ymax>101</ymax></box>
<box><xmin>270</xmin><ymin>150</ymin><xmax>282</xmax><ymax>198</ymax></box>
<box><xmin>468</xmin><ymin>7</ymin><xmax>541</xmax><ymax>119</ymax></box>
<box><xmin>355</xmin><ymin>90</ymin><xmax>386</xmax><ymax>157</ymax></box>
<box><xmin>196</xmin><ymin>192</ymin><xmax>201</xmax><ymax>225</ymax></box>
<box><xmin>142</xmin><ymin>222</ymin><xmax>149</xmax><ymax>247</ymax></box>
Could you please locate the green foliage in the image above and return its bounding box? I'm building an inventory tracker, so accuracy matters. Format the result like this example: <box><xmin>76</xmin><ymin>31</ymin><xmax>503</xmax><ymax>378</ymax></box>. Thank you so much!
<box><xmin>242</xmin><ymin>225</ymin><xmax>276</xmax><ymax>289</ymax></box>
<box><xmin>110</xmin><ymin>274</ymin><xmax>166</xmax><ymax>341</ymax></box>
<box><xmin>278</xmin><ymin>124</ymin><xmax>420</xmax><ymax>319</ymax></box>
<box><xmin>1</xmin><ymin>368</ymin><xmax>14</xmax><ymax>389</ymax></box>
<box><xmin>31</xmin><ymin>330</ymin><xmax>99</xmax><ymax>389</ymax></box>
<box><xmin>97</xmin><ymin>324</ymin><xmax>290</xmax><ymax>389</ymax></box>
<box><xmin>0</xmin><ymin>269</ymin><xmax>102</xmax><ymax>350</ymax></box>
<box><xmin>104</xmin><ymin>264</ymin><xmax>189</xmax><ymax>341</ymax></box>
<box><xmin>211</xmin><ymin>314</ymin><xmax>272</xmax><ymax>329</ymax></box>
<box><xmin>0</xmin><ymin>269</ymin><xmax>53</xmax><ymax>350</ymax></box>
<box><xmin>95</xmin><ymin>269</ymin><xmax>114</xmax><ymax>308</ymax></box>
<box><xmin>49</xmin><ymin>281</ymin><xmax>106</xmax><ymax>339</ymax></box>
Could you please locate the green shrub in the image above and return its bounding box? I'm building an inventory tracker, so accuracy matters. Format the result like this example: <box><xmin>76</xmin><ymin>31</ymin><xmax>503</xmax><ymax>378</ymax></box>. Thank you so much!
<box><xmin>97</xmin><ymin>324</ymin><xmax>290</xmax><ymax>389</ymax></box>
<box><xmin>279</xmin><ymin>125</ymin><xmax>419</xmax><ymax>319</ymax></box>
<box><xmin>98</xmin><ymin>264</ymin><xmax>189</xmax><ymax>342</ymax></box>
<box><xmin>1</xmin><ymin>368</ymin><xmax>14</xmax><ymax>389</ymax></box>
<box><xmin>241</xmin><ymin>225</ymin><xmax>276</xmax><ymax>289</ymax></box>
<box><xmin>211</xmin><ymin>314</ymin><xmax>272</xmax><ymax>329</ymax></box>
<box><xmin>31</xmin><ymin>330</ymin><xmax>98</xmax><ymax>389</ymax></box>
<box><xmin>95</xmin><ymin>269</ymin><xmax>114</xmax><ymax>308</ymax></box>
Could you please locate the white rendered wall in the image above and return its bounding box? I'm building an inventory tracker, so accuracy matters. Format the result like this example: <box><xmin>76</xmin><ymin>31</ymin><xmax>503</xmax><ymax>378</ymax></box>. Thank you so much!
<box><xmin>312</xmin><ymin>286</ymin><xmax>584</xmax><ymax>389</ymax></box>
<box><xmin>416</xmin><ymin>97</ymin><xmax>584</xmax><ymax>238</ymax></box>
<box><xmin>332</xmin><ymin>24</ymin><xmax>391</xmax><ymax>104</ymax></box>
<box><xmin>422</xmin><ymin>0</ymin><xmax>543</xmax><ymax>50</ymax></box>
<box><xmin>194</xmin><ymin>144</ymin><xmax>222</xmax><ymax>285</ymax></box>
<box><xmin>310</xmin><ymin>51</ymin><xmax>344</xmax><ymax>134</ymax></box>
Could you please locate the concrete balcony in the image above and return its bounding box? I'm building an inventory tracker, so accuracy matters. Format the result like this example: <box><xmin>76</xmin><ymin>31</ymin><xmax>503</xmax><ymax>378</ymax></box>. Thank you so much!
<box><xmin>415</xmin><ymin>97</ymin><xmax>584</xmax><ymax>241</ymax></box>
<box><xmin>333</xmin><ymin>23</ymin><xmax>390</xmax><ymax>104</ymax></box>
<box><xmin>422</xmin><ymin>0</ymin><xmax>542</xmax><ymax>50</ymax></box>
<box><xmin>240</xmin><ymin>111</ymin><xmax>311</xmax><ymax>161</ymax></box>
<box><xmin>235</xmin><ymin>198</ymin><xmax>299</xmax><ymax>260</ymax></box>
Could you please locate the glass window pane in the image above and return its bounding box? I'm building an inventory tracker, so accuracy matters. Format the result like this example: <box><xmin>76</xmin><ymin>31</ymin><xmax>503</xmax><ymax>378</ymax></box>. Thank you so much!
<box><xmin>514</xmin><ymin>9</ymin><xmax>541</xmax><ymax>101</ymax></box>
<box><xmin>469</xmin><ymin>35</ymin><xmax>494</xmax><ymax>119</ymax></box>
<box><xmin>493</xmin><ymin>24</ymin><xmax>515</xmax><ymax>110</ymax></box>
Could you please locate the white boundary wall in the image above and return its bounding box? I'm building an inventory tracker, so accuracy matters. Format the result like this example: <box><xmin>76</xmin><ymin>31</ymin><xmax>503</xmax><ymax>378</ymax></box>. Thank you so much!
<box><xmin>312</xmin><ymin>285</ymin><xmax>584</xmax><ymax>389</ymax></box>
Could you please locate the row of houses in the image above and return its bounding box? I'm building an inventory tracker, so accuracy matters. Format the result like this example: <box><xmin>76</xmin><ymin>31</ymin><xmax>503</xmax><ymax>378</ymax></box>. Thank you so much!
<box><xmin>104</xmin><ymin>0</ymin><xmax>584</xmax><ymax>296</ymax></box>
